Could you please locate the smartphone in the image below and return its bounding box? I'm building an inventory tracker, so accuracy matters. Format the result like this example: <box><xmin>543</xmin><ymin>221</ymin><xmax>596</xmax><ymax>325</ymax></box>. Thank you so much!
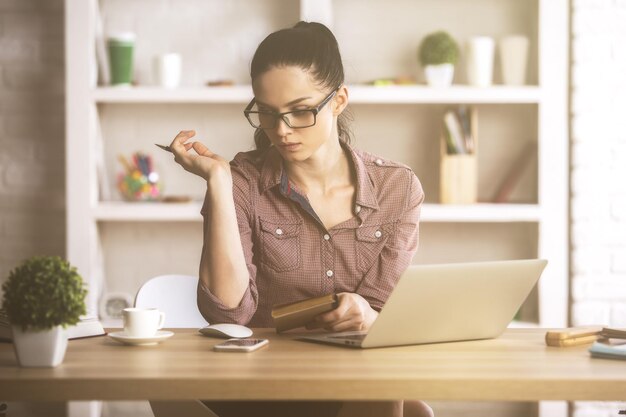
<box><xmin>213</xmin><ymin>338</ymin><xmax>269</xmax><ymax>352</ymax></box>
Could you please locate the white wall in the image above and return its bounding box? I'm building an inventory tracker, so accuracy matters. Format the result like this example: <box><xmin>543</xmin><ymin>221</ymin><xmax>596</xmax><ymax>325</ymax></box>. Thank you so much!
<box><xmin>570</xmin><ymin>0</ymin><xmax>626</xmax><ymax>415</ymax></box>
<box><xmin>570</xmin><ymin>0</ymin><xmax>626</xmax><ymax>332</ymax></box>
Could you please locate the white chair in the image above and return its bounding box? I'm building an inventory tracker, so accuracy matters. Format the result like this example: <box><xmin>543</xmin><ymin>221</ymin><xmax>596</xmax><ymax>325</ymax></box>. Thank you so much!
<box><xmin>134</xmin><ymin>274</ymin><xmax>209</xmax><ymax>328</ymax></box>
<box><xmin>134</xmin><ymin>274</ymin><xmax>216</xmax><ymax>417</ymax></box>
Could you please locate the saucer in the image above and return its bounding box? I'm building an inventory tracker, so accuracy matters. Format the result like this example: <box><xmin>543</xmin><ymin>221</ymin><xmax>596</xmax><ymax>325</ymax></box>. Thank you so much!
<box><xmin>108</xmin><ymin>330</ymin><xmax>174</xmax><ymax>346</ymax></box>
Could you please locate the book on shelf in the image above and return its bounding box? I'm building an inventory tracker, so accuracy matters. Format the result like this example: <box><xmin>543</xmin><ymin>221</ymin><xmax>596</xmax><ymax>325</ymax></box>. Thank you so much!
<box><xmin>492</xmin><ymin>142</ymin><xmax>535</xmax><ymax>203</ymax></box>
<box><xmin>271</xmin><ymin>293</ymin><xmax>338</xmax><ymax>333</ymax></box>
<box><xmin>93</xmin><ymin>105</ymin><xmax>111</xmax><ymax>200</ymax></box>
<box><xmin>94</xmin><ymin>0</ymin><xmax>110</xmax><ymax>86</ymax></box>
<box><xmin>0</xmin><ymin>310</ymin><xmax>106</xmax><ymax>342</ymax></box>
<box><xmin>442</xmin><ymin>106</ymin><xmax>475</xmax><ymax>155</ymax></box>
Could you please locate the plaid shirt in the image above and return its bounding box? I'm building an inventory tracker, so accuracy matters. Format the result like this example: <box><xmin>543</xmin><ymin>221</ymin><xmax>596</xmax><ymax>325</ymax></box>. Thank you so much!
<box><xmin>198</xmin><ymin>142</ymin><xmax>424</xmax><ymax>327</ymax></box>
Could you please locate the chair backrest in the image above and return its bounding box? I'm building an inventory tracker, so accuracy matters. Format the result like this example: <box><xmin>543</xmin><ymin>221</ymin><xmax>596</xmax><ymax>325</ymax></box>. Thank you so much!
<box><xmin>134</xmin><ymin>275</ymin><xmax>209</xmax><ymax>328</ymax></box>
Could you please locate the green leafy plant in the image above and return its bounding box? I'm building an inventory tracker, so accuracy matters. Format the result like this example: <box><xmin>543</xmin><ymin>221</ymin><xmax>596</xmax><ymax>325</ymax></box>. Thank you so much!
<box><xmin>1</xmin><ymin>256</ymin><xmax>87</xmax><ymax>331</ymax></box>
<box><xmin>418</xmin><ymin>31</ymin><xmax>460</xmax><ymax>66</ymax></box>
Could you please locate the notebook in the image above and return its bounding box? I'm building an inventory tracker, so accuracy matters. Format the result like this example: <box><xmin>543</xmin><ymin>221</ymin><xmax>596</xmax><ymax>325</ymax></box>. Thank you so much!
<box><xmin>272</xmin><ymin>293</ymin><xmax>338</xmax><ymax>333</ymax></box>
<box><xmin>0</xmin><ymin>311</ymin><xmax>106</xmax><ymax>342</ymax></box>
<box><xmin>296</xmin><ymin>259</ymin><xmax>547</xmax><ymax>348</ymax></box>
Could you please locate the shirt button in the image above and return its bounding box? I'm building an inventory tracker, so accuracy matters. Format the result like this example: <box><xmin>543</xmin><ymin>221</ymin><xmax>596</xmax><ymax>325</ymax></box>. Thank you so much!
<box><xmin>374</xmin><ymin>230</ymin><xmax>382</xmax><ymax>238</ymax></box>
<box><xmin>275</xmin><ymin>228</ymin><xmax>283</xmax><ymax>235</ymax></box>
<box><xmin>375</xmin><ymin>158</ymin><xmax>384</xmax><ymax>166</ymax></box>
<box><xmin>355</xmin><ymin>205</ymin><xmax>362</xmax><ymax>214</ymax></box>
<box><xmin>323</xmin><ymin>234</ymin><xmax>330</xmax><ymax>241</ymax></box>
<box><xmin>326</xmin><ymin>270</ymin><xmax>334</xmax><ymax>278</ymax></box>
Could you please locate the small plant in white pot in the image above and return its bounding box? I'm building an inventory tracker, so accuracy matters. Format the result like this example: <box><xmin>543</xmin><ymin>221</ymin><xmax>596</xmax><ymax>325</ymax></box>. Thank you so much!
<box><xmin>418</xmin><ymin>31</ymin><xmax>460</xmax><ymax>87</ymax></box>
<box><xmin>1</xmin><ymin>256</ymin><xmax>87</xmax><ymax>367</ymax></box>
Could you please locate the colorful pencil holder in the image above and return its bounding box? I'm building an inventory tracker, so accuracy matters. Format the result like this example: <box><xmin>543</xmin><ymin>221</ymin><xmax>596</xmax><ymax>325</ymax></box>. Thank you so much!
<box><xmin>117</xmin><ymin>169</ymin><xmax>162</xmax><ymax>201</ymax></box>
<box><xmin>116</xmin><ymin>151</ymin><xmax>163</xmax><ymax>201</ymax></box>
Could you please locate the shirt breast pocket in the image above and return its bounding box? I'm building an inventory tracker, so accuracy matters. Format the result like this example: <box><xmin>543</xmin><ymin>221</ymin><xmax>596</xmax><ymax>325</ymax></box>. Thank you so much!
<box><xmin>355</xmin><ymin>223</ymin><xmax>395</xmax><ymax>273</ymax></box>
<box><xmin>259</xmin><ymin>218</ymin><xmax>302</xmax><ymax>272</ymax></box>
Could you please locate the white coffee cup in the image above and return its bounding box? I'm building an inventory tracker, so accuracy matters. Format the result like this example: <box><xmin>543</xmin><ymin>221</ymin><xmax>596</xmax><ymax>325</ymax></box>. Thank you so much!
<box><xmin>122</xmin><ymin>307</ymin><xmax>165</xmax><ymax>337</ymax></box>
<box><xmin>153</xmin><ymin>53</ymin><xmax>182</xmax><ymax>89</ymax></box>
<box><xmin>466</xmin><ymin>36</ymin><xmax>495</xmax><ymax>87</ymax></box>
<box><xmin>499</xmin><ymin>35</ymin><xmax>529</xmax><ymax>85</ymax></box>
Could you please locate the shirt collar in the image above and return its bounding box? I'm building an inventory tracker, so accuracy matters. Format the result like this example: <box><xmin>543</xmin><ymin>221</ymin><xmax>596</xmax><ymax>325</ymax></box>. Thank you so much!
<box><xmin>258</xmin><ymin>142</ymin><xmax>380</xmax><ymax>211</ymax></box>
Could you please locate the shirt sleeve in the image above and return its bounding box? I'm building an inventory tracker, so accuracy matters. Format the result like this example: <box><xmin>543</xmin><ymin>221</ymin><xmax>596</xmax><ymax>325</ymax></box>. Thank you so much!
<box><xmin>355</xmin><ymin>171</ymin><xmax>424</xmax><ymax>311</ymax></box>
<box><xmin>196</xmin><ymin>159</ymin><xmax>259</xmax><ymax>325</ymax></box>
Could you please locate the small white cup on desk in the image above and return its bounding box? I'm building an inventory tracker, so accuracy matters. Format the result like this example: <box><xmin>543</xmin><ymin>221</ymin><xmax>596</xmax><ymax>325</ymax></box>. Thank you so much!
<box><xmin>153</xmin><ymin>53</ymin><xmax>182</xmax><ymax>89</ymax></box>
<box><xmin>122</xmin><ymin>307</ymin><xmax>165</xmax><ymax>337</ymax></box>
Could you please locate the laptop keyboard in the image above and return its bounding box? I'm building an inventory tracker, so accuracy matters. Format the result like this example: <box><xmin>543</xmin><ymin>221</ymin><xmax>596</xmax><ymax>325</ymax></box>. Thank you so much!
<box><xmin>329</xmin><ymin>334</ymin><xmax>367</xmax><ymax>341</ymax></box>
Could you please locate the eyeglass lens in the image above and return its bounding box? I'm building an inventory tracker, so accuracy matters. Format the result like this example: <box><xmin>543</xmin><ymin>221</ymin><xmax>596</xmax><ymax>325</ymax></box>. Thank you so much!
<box><xmin>248</xmin><ymin>110</ymin><xmax>315</xmax><ymax>129</ymax></box>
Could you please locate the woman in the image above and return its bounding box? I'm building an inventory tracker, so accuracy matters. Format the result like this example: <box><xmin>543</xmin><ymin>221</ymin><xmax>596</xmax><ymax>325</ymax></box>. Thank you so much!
<box><xmin>170</xmin><ymin>21</ymin><xmax>431</xmax><ymax>417</ymax></box>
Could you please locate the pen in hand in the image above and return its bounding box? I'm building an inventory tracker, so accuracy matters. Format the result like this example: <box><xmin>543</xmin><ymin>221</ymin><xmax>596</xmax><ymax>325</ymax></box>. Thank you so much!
<box><xmin>155</xmin><ymin>143</ymin><xmax>172</xmax><ymax>153</ymax></box>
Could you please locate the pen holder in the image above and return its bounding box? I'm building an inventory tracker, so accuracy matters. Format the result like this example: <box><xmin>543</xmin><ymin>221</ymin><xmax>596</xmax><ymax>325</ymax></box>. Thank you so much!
<box><xmin>439</xmin><ymin>106</ymin><xmax>478</xmax><ymax>204</ymax></box>
<box><xmin>440</xmin><ymin>154</ymin><xmax>477</xmax><ymax>204</ymax></box>
<box><xmin>117</xmin><ymin>169</ymin><xmax>163</xmax><ymax>201</ymax></box>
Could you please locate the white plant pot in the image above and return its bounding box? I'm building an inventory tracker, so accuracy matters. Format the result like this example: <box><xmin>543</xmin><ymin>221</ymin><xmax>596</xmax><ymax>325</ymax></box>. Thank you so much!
<box><xmin>12</xmin><ymin>325</ymin><xmax>68</xmax><ymax>367</ymax></box>
<box><xmin>424</xmin><ymin>64</ymin><xmax>454</xmax><ymax>87</ymax></box>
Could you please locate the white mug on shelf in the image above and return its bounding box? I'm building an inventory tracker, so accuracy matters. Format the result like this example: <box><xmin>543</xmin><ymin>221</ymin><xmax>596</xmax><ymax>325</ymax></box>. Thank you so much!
<box><xmin>499</xmin><ymin>35</ymin><xmax>529</xmax><ymax>86</ymax></box>
<box><xmin>466</xmin><ymin>36</ymin><xmax>495</xmax><ymax>87</ymax></box>
<box><xmin>153</xmin><ymin>53</ymin><xmax>182</xmax><ymax>89</ymax></box>
<box><xmin>122</xmin><ymin>307</ymin><xmax>165</xmax><ymax>337</ymax></box>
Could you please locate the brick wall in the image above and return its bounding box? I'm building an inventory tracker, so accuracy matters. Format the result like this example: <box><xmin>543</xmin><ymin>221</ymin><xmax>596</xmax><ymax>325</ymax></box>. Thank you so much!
<box><xmin>571</xmin><ymin>0</ymin><xmax>626</xmax><ymax>331</ymax></box>
<box><xmin>0</xmin><ymin>0</ymin><xmax>65</xmax><ymax>287</ymax></box>
<box><xmin>571</xmin><ymin>0</ymin><xmax>626</xmax><ymax>415</ymax></box>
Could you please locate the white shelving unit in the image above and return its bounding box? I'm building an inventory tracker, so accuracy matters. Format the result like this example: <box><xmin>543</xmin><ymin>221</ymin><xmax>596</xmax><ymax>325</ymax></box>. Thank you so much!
<box><xmin>92</xmin><ymin>84</ymin><xmax>543</xmax><ymax>104</ymax></box>
<box><xmin>66</xmin><ymin>0</ymin><xmax>568</xmax><ymax>416</ymax></box>
<box><xmin>67</xmin><ymin>0</ymin><xmax>568</xmax><ymax>332</ymax></box>
<box><xmin>92</xmin><ymin>202</ymin><xmax>542</xmax><ymax>223</ymax></box>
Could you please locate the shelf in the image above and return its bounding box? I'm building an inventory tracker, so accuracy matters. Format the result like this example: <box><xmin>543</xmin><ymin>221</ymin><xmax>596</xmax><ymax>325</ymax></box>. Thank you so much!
<box><xmin>93</xmin><ymin>201</ymin><xmax>203</xmax><ymax>221</ymax></box>
<box><xmin>421</xmin><ymin>203</ymin><xmax>541</xmax><ymax>222</ymax></box>
<box><xmin>92</xmin><ymin>86</ymin><xmax>253</xmax><ymax>103</ymax></box>
<box><xmin>93</xmin><ymin>201</ymin><xmax>540</xmax><ymax>223</ymax></box>
<box><xmin>92</xmin><ymin>85</ymin><xmax>543</xmax><ymax>104</ymax></box>
<box><xmin>349</xmin><ymin>85</ymin><xmax>543</xmax><ymax>104</ymax></box>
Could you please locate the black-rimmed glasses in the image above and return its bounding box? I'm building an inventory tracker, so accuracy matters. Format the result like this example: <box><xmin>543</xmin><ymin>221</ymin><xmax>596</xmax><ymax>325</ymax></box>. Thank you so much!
<box><xmin>244</xmin><ymin>86</ymin><xmax>340</xmax><ymax>129</ymax></box>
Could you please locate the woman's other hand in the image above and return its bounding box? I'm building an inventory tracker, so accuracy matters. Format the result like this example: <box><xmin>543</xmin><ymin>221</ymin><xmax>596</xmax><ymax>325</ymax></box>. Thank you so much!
<box><xmin>307</xmin><ymin>293</ymin><xmax>378</xmax><ymax>332</ymax></box>
<box><xmin>169</xmin><ymin>130</ymin><xmax>230</xmax><ymax>182</ymax></box>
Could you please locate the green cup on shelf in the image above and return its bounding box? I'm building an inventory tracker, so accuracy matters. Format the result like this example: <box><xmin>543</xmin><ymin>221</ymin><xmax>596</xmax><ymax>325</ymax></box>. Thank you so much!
<box><xmin>107</xmin><ymin>32</ymin><xmax>136</xmax><ymax>86</ymax></box>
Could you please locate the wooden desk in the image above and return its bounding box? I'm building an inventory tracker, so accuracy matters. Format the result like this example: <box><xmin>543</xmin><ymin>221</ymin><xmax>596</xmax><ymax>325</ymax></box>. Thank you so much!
<box><xmin>0</xmin><ymin>329</ymin><xmax>624</xmax><ymax>402</ymax></box>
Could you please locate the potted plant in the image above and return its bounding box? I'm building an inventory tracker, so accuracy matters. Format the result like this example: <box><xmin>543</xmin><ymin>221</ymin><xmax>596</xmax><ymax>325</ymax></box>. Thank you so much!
<box><xmin>1</xmin><ymin>256</ymin><xmax>87</xmax><ymax>367</ymax></box>
<box><xmin>418</xmin><ymin>31</ymin><xmax>460</xmax><ymax>87</ymax></box>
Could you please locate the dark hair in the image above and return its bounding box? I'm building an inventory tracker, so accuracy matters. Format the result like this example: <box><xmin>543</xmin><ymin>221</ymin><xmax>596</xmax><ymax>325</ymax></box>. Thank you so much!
<box><xmin>250</xmin><ymin>21</ymin><xmax>353</xmax><ymax>151</ymax></box>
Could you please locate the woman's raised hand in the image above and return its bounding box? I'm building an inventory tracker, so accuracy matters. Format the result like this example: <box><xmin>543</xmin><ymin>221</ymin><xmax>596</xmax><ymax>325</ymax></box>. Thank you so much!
<box><xmin>169</xmin><ymin>130</ymin><xmax>230</xmax><ymax>182</ymax></box>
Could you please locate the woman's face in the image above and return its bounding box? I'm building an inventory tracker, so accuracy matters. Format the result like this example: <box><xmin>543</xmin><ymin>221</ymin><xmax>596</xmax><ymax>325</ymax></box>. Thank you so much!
<box><xmin>251</xmin><ymin>66</ymin><xmax>344</xmax><ymax>162</ymax></box>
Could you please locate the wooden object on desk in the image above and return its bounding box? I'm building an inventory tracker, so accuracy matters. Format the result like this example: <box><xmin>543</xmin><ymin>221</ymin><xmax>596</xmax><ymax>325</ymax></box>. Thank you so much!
<box><xmin>440</xmin><ymin>107</ymin><xmax>478</xmax><ymax>204</ymax></box>
<box><xmin>1</xmin><ymin>328</ymin><xmax>625</xmax><ymax>402</ymax></box>
<box><xmin>272</xmin><ymin>293</ymin><xmax>338</xmax><ymax>333</ymax></box>
<box><xmin>545</xmin><ymin>325</ymin><xmax>603</xmax><ymax>347</ymax></box>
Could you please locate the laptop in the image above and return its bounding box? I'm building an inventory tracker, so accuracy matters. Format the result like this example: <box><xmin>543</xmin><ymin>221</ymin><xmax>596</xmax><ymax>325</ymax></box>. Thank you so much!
<box><xmin>296</xmin><ymin>259</ymin><xmax>547</xmax><ymax>348</ymax></box>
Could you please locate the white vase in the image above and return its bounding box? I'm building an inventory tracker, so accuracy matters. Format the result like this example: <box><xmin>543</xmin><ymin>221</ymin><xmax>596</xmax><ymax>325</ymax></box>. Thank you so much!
<box><xmin>466</xmin><ymin>36</ymin><xmax>495</xmax><ymax>87</ymax></box>
<box><xmin>499</xmin><ymin>35</ymin><xmax>529</xmax><ymax>85</ymax></box>
<box><xmin>152</xmin><ymin>53</ymin><xmax>182</xmax><ymax>89</ymax></box>
<box><xmin>12</xmin><ymin>325</ymin><xmax>68</xmax><ymax>367</ymax></box>
<box><xmin>424</xmin><ymin>63</ymin><xmax>454</xmax><ymax>88</ymax></box>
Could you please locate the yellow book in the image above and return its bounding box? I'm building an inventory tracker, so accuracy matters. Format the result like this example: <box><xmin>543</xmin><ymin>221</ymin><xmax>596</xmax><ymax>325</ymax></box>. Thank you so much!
<box><xmin>271</xmin><ymin>294</ymin><xmax>338</xmax><ymax>333</ymax></box>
